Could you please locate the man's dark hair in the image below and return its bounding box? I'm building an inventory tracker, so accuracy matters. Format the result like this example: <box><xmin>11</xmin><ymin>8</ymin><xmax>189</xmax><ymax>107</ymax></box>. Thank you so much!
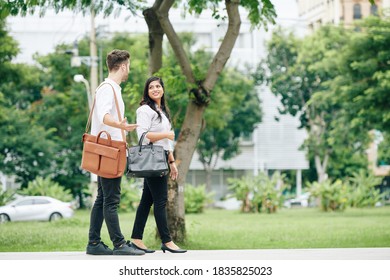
<box><xmin>106</xmin><ymin>50</ymin><xmax>130</xmax><ymax>72</ymax></box>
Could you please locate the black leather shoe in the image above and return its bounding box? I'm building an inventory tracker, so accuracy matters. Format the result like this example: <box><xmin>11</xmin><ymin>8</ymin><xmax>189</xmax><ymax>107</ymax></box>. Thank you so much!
<box><xmin>113</xmin><ymin>241</ymin><xmax>145</xmax><ymax>255</ymax></box>
<box><xmin>132</xmin><ymin>242</ymin><xmax>155</xmax><ymax>253</ymax></box>
<box><xmin>161</xmin><ymin>243</ymin><xmax>187</xmax><ymax>253</ymax></box>
<box><xmin>86</xmin><ymin>241</ymin><xmax>113</xmax><ymax>255</ymax></box>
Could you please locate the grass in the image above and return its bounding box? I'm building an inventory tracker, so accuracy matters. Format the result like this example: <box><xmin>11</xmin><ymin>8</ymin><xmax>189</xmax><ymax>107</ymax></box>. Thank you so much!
<box><xmin>0</xmin><ymin>207</ymin><xmax>390</xmax><ymax>252</ymax></box>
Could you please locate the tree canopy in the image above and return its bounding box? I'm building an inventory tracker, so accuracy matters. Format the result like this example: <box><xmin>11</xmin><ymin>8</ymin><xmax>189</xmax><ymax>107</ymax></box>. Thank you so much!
<box><xmin>256</xmin><ymin>16</ymin><xmax>390</xmax><ymax>182</ymax></box>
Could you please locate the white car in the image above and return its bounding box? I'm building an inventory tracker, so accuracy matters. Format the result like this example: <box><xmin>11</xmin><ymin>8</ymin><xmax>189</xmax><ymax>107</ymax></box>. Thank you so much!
<box><xmin>0</xmin><ymin>196</ymin><xmax>74</xmax><ymax>223</ymax></box>
<box><xmin>284</xmin><ymin>192</ymin><xmax>311</xmax><ymax>208</ymax></box>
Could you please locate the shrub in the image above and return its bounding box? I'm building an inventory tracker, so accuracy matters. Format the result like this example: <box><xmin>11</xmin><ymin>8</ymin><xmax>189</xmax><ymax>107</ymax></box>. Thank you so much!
<box><xmin>119</xmin><ymin>177</ymin><xmax>142</xmax><ymax>213</ymax></box>
<box><xmin>0</xmin><ymin>188</ymin><xmax>17</xmax><ymax>206</ymax></box>
<box><xmin>308</xmin><ymin>179</ymin><xmax>349</xmax><ymax>212</ymax></box>
<box><xmin>19</xmin><ymin>176</ymin><xmax>73</xmax><ymax>202</ymax></box>
<box><xmin>348</xmin><ymin>170</ymin><xmax>383</xmax><ymax>208</ymax></box>
<box><xmin>227</xmin><ymin>172</ymin><xmax>289</xmax><ymax>213</ymax></box>
<box><xmin>253</xmin><ymin>172</ymin><xmax>288</xmax><ymax>213</ymax></box>
<box><xmin>184</xmin><ymin>184</ymin><xmax>214</xmax><ymax>214</ymax></box>
<box><xmin>227</xmin><ymin>176</ymin><xmax>254</xmax><ymax>213</ymax></box>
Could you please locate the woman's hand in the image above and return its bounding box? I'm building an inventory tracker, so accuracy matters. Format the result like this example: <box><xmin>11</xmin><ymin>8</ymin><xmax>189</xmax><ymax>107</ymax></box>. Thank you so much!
<box><xmin>169</xmin><ymin>162</ymin><xmax>178</xmax><ymax>180</ymax></box>
<box><xmin>167</xmin><ymin>130</ymin><xmax>175</xmax><ymax>141</ymax></box>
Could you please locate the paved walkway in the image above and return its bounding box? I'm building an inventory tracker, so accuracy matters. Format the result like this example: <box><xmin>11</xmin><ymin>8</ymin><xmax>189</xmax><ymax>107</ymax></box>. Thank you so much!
<box><xmin>0</xmin><ymin>247</ymin><xmax>389</xmax><ymax>260</ymax></box>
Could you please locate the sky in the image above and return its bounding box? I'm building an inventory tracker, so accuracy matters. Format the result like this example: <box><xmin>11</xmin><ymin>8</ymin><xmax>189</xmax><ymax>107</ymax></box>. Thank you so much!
<box><xmin>6</xmin><ymin>0</ymin><xmax>305</xmax><ymax>64</ymax></box>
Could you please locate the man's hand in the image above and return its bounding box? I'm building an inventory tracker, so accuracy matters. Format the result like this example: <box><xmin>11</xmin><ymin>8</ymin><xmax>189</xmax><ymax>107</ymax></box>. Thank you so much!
<box><xmin>103</xmin><ymin>114</ymin><xmax>138</xmax><ymax>131</ymax></box>
<box><xmin>120</xmin><ymin>118</ymin><xmax>138</xmax><ymax>131</ymax></box>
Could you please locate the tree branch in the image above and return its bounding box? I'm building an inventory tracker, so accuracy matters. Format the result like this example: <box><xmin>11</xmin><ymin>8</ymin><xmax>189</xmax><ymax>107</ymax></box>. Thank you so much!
<box><xmin>152</xmin><ymin>0</ymin><xmax>163</xmax><ymax>10</ymax></box>
<box><xmin>204</xmin><ymin>0</ymin><xmax>241</xmax><ymax>92</ymax></box>
<box><xmin>144</xmin><ymin>3</ymin><xmax>164</xmax><ymax>74</ymax></box>
<box><xmin>156</xmin><ymin>0</ymin><xmax>196</xmax><ymax>84</ymax></box>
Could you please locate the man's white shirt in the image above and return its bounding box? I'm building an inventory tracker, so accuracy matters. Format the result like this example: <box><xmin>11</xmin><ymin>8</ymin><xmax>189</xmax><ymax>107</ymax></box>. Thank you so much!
<box><xmin>91</xmin><ymin>78</ymin><xmax>126</xmax><ymax>141</ymax></box>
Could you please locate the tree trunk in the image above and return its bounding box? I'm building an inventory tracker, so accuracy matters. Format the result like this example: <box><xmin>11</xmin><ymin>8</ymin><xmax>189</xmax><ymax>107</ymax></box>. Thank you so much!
<box><xmin>315</xmin><ymin>153</ymin><xmax>329</xmax><ymax>183</ymax></box>
<box><xmin>143</xmin><ymin>6</ymin><xmax>164</xmax><ymax>75</ymax></box>
<box><xmin>308</xmin><ymin>112</ymin><xmax>329</xmax><ymax>183</ymax></box>
<box><xmin>205</xmin><ymin>167</ymin><xmax>212</xmax><ymax>193</ymax></box>
<box><xmin>200</xmin><ymin>150</ymin><xmax>220</xmax><ymax>192</ymax></box>
<box><xmin>167</xmin><ymin>102</ymin><xmax>206</xmax><ymax>241</ymax></box>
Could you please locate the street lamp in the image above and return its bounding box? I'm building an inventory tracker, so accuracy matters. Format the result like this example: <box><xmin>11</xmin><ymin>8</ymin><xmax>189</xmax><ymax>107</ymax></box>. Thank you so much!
<box><xmin>74</xmin><ymin>74</ymin><xmax>92</xmax><ymax>110</ymax></box>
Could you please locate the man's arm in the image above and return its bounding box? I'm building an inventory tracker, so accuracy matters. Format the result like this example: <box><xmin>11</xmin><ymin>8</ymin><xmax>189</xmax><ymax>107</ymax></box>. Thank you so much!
<box><xmin>103</xmin><ymin>114</ymin><xmax>137</xmax><ymax>132</ymax></box>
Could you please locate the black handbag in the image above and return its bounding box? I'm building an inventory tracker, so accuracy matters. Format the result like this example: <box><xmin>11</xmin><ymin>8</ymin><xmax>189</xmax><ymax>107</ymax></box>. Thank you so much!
<box><xmin>127</xmin><ymin>132</ymin><xmax>169</xmax><ymax>178</ymax></box>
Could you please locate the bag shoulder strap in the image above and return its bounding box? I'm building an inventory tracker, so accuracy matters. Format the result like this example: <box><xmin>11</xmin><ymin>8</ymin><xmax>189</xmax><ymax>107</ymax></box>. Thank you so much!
<box><xmin>84</xmin><ymin>82</ymin><xmax>126</xmax><ymax>142</ymax></box>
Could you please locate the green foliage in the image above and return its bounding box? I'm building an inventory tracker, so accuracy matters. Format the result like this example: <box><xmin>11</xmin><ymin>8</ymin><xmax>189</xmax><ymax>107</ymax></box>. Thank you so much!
<box><xmin>118</xmin><ymin>177</ymin><xmax>142</xmax><ymax>213</ymax></box>
<box><xmin>254</xmin><ymin>27</ymin><xmax>303</xmax><ymax>121</ymax></box>
<box><xmin>0</xmin><ymin>0</ymin><xmax>144</xmax><ymax>19</ymax></box>
<box><xmin>332</xmin><ymin>17</ymin><xmax>390</xmax><ymax>133</ymax></box>
<box><xmin>227</xmin><ymin>176</ymin><xmax>253</xmax><ymax>211</ymax></box>
<box><xmin>184</xmin><ymin>184</ymin><xmax>214</xmax><ymax>214</ymax></box>
<box><xmin>227</xmin><ymin>172</ymin><xmax>288</xmax><ymax>213</ymax></box>
<box><xmin>0</xmin><ymin>20</ymin><xmax>57</xmax><ymax>187</ymax></box>
<box><xmin>0</xmin><ymin>106</ymin><xmax>58</xmax><ymax>187</ymax></box>
<box><xmin>199</xmin><ymin>68</ymin><xmax>261</xmax><ymax>166</ymax></box>
<box><xmin>0</xmin><ymin>19</ymin><xmax>42</xmax><ymax>108</ymax></box>
<box><xmin>348</xmin><ymin>170</ymin><xmax>383</xmax><ymax>208</ymax></box>
<box><xmin>308</xmin><ymin>170</ymin><xmax>385</xmax><ymax>212</ymax></box>
<box><xmin>20</xmin><ymin>85</ymin><xmax>88</xmax><ymax>203</ymax></box>
<box><xmin>308</xmin><ymin>180</ymin><xmax>349</xmax><ymax>212</ymax></box>
<box><xmin>19</xmin><ymin>176</ymin><xmax>73</xmax><ymax>202</ymax></box>
<box><xmin>256</xmin><ymin>26</ymin><xmax>347</xmax><ymax>182</ymax></box>
<box><xmin>0</xmin><ymin>189</ymin><xmax>17</xmax><ymax>206</ymax></box>
<box><xmin>1</xmin><ymin>0</ymin><xmax>276</xmax><ymax>29</ymax></box>
<box><xmin>253</xmin><ymin>172</ymin><xmax>288</xmax><ymax>213</ymax></box>
<box><xmin>34</xmin><ymin>43</ymin><xmax>85</xmax><ymax>93</ymax></box>
<box><xmin>0</xmin><ymin>19</ymin><xmax>18</xmax><ymax>58</ymax></box>
<box><xmin>257</xmin><ymin>19</ymin><xmax>389</xmax><ymax>182</ymax></box>
<box><xmin>186</xmin><ymin>0</ymin><xmax>276</xmax><ymax>29</ymax></box>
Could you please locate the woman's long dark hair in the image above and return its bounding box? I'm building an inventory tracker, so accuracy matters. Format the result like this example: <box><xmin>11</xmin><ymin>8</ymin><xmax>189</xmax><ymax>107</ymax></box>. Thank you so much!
<box><xmin>140</xmin><ymin>76</ymin><xmax>172</xmax><ymax>122</ymax></box>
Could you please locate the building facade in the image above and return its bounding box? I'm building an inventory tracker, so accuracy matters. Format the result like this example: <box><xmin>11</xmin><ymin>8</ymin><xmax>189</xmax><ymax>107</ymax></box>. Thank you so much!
<box><xmin>296</xmin><ymin>0</ymin><xmax>387</xmax><ymax>31</ymax></box>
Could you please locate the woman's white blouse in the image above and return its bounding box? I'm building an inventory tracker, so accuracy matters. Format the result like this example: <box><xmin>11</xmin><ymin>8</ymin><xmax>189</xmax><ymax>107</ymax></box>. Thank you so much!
<box><xmin>136</xmin><ymin>104</ymin><xmax>173</xmax><ymax>151</ymax></box>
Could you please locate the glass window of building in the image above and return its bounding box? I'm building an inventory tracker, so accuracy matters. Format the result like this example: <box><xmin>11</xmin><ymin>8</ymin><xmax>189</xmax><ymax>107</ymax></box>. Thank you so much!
<box><xmin>353</xmin><ymin>4</ymin><xmax>362</xmax><ymax>19</ymax></box>
<box><xmin>370</xmin><ymin>4</ymin><xmax>378</xmax><ymax>16</ymax></box>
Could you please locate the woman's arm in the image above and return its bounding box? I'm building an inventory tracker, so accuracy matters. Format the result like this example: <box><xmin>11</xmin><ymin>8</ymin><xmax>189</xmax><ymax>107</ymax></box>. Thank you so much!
<box><xmin>145</xmin><ymin>130</ymin><xmax>174</xmax><ymax>142</ymax></box>
<box><xmin>167</xmin><ymin>151</ymin><xmax>175</xmax><ymax>163</ymax></box>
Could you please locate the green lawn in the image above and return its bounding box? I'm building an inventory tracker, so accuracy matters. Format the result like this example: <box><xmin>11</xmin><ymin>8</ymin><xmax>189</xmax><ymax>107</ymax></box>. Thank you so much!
<box><xmin>1</xmin><ymin>207</ymin><xmax>390</xmax><ymax>252</ymax></box>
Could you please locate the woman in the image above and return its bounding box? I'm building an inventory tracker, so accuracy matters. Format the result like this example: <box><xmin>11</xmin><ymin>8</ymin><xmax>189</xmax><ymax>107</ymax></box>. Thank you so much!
<box><xmin>130</xmin><ymin>76</ymin><xmax>186</xmax><ymax>253</ymax></box>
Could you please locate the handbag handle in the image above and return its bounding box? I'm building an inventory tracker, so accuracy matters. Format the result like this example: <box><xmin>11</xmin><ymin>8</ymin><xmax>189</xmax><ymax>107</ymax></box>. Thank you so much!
<box><xmin>138</xmin><ymin>132</ymin><xmax>154</xmax><ymax>153</ymax></box>
<box><xmin>96</xmin><ymin>131</ymin><xmax>112</xmax><ymax>145</ymax></box>
<box><xmin>84</xmin><ymin>83</ymin><xmax>126</xmax><ymax>142</ymax></box>
<box><xmin>139</xmin><ymin>132</ymin><xmax>148</xmax><ymax>146</ymax></box>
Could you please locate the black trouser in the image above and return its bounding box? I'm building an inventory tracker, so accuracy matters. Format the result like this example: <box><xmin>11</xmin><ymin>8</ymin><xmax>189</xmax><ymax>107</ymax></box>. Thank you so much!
<box><xmin>131</xmin><ymin>175</ymin><xmax>172</xmax><ymax>244</ymax></box>
<box><xmin>88</xmin><ymin>176</ymin><xmax>126</xmax><ymax>248</ymax></box>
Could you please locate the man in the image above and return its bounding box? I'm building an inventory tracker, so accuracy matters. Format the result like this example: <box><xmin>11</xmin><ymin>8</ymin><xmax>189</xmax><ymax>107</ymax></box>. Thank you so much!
<box><xmin>86</xmin><ymin>49</ymin><xmax>144</xmax><ymax>256</ymax></box>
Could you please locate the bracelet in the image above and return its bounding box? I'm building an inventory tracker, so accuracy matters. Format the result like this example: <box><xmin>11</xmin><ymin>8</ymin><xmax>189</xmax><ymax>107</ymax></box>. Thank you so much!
<box><xmin>169</xmin><ymin>160</ymin><xmax>175</xmax><ymax>164</ymax></box>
